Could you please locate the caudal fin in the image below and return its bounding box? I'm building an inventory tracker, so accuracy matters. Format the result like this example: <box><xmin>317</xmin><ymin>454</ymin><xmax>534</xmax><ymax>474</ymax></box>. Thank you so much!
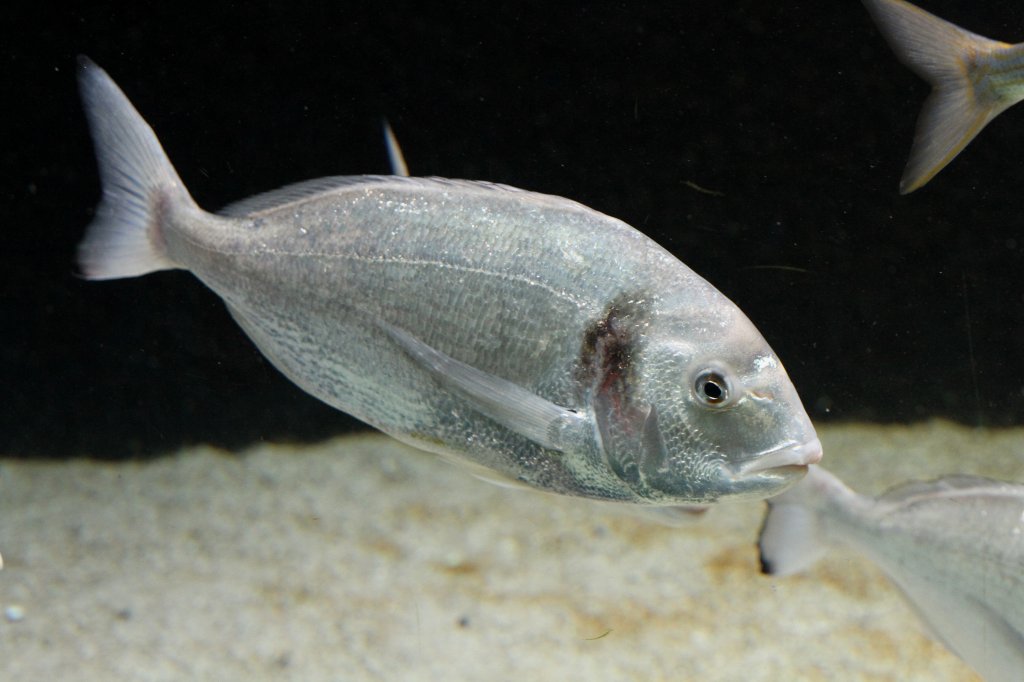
<box><xmin>77</xmin><ymin>57</ymin><xmax>196</xmax><ymax>279</ymax></box>
<box><xmin>862</xmin><ymin>0</ymin><xmax>1020</xmax><ymax>193</ymax></box>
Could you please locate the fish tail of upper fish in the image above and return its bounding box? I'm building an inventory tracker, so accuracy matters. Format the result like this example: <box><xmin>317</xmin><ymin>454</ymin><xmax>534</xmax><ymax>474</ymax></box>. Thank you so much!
<box><xmin>76</xmin><ymin>56</ymin><xmax>199</xmax><ymax>280</ymax></box>
<box><xmin>757</xmin><ymin>464</ymin><xmax>859</xmax><ymax>577</ymax></box>
<box><xmin>862</xmin><ymin>0</ymin><xmax>1024</xmax><ymax>193</ymax></box>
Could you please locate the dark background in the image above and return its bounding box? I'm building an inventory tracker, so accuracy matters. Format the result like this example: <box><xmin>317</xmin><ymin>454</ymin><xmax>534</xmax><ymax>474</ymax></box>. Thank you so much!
<box><xmin>4</xmin><ymin>2</ymin><xmax>1023</xmax><ymax>459</ymax></box>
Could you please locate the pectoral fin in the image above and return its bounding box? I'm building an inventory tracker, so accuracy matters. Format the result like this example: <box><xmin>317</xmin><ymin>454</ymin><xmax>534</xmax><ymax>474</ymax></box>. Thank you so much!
<box><xmin>593</xmin><ymin>395</ymin><xmax>668</xmax><ymax>492</ymax></box>
<box><xmin>382</xmin><ymin>322</ymin><xmax>588</xmax><ymax>452</ymax></box>
<box><xmin>593</xmin><ymin>391</ymin><xmax>636</xmax><ymax>484</ymax></box>
<box><xmin>886</xmin><ymin>575</ymin><xmax>1024</xmax><ymax>679</ymax></box>
<box><xmin>641</xmin><ymin>405</ymin><xmax>669</xmax><ymax>475</ymax></box>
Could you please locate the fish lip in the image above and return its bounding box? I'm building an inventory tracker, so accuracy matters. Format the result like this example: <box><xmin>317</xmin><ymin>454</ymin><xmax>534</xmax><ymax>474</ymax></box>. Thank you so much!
<box><xmin>735</xmin><ymin>438</ymin><xmax>823</xmax><ymax>476</ymax></box>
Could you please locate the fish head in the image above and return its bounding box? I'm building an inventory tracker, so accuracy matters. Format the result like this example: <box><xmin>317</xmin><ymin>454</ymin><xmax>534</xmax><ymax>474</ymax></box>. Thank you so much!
<box><xmin>585</xmin><ymin>293</ymin><xmax>821</xmax><ymax>504</ymax></box>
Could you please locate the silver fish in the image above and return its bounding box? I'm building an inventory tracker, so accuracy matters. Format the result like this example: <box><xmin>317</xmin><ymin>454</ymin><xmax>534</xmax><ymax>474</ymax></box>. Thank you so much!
<box><xmin>76</xmin><ymin>57</ymin><xmax>821</xmax><ymax>506</ymax></box>
<box><xmin>863</xmin><ymin>0</ymin><xmax>1024</xmax><ymax>193</ymax></box>
<box><xmin>759</xmin><ymin>465</ymin><xmax>1024</xmax><ymax>682</ymax></box>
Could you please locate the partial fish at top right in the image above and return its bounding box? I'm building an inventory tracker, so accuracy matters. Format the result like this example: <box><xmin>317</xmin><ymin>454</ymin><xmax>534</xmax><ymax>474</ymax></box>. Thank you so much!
<box><xmin>862</xmin><ymin>0</ymin><xmax>1024</xmax><ymax>193</ymax></box>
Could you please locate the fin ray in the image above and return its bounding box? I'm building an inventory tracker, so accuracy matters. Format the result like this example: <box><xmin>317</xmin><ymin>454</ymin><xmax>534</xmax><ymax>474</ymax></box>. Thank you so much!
<box><xmin>76</xmin><ymin>56</ymin><xmax>194</xmax><ymax>279</ymax></box>
<box><xmin>861</xmin><ymin>0</ymin><xmax>1022</xmax><ymax>192</ymax></box>
<box><xmin>381</xmin><ymin>322</ymin><xmax>589</xmax><ymax>452</ymax></box>
<box><xmin>901</xmin><ymin>86</ymin><xmax>1004</xmax><ymax>193</ymax></box>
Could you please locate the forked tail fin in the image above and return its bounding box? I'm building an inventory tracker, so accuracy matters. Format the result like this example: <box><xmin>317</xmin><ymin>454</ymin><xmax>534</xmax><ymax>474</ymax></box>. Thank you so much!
<box><xmin>77</xmin><ymin>56</ymin><xmax>197</xmax><ymax>279</ymax></box>
<box><xmin>862</xmin><ymin>0</ymin><xmax>1022</xmax><ymax>193</ymax></box>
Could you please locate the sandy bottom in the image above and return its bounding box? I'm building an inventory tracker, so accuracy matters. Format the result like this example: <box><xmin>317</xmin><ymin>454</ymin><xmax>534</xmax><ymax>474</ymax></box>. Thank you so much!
<box><xmin>1</xmin><ymin>421</ymin><xmax>1021</xmax><ymax>681</ymax></box>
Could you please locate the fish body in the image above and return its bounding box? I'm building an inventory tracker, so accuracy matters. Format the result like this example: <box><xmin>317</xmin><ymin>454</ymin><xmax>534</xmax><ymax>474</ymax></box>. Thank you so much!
<box><xmin>760</xmin><ymin>465</ymin><xmax>1024</xmax><ymax>682</ymax></box>
<box><xmin>862</xmin><ymin>0</ymin><xmax>1024</xmax><ymax>193</ymax></box>
<box><xmin>76</xmin><ymin>58</ymin><xmax>820</xmax><ymax>505</ymax></box>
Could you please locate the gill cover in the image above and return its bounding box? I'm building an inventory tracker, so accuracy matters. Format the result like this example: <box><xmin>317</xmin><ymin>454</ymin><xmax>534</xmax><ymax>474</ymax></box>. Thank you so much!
<box><xmin>579</xmin><ymin>296</ymin><xmax>671</xmax><ymax>498</ymax></box>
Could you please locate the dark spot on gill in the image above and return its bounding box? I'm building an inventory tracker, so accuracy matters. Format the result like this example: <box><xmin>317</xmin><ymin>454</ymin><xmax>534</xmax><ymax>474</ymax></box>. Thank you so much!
<box><xmin>576</xmin><ymin>293</ymin><xmax>651</xmax><ymax>415</ymax></box>
<box><xmin>576</xmin><ymin>294</ymin><xmax>655</xmax><ymax>491</ymax></box>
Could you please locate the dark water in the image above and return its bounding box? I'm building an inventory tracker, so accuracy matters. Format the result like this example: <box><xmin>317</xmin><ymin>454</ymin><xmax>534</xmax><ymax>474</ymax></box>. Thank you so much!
<box><xmin>4</xmin><ymin>1</ymin><xmax>1023</xmax><ymax>458</ymax></box>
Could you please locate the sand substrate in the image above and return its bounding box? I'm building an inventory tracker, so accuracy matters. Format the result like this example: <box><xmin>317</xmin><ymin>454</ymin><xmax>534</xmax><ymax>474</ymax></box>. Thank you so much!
<box><xmin>2</xmin><ymin>421</ymin><xmax>1021</xmax><ymax>681</ymax></box>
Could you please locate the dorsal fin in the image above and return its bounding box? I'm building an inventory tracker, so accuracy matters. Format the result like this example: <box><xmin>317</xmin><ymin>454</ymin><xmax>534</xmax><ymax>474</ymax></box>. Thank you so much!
<box><xmin>879</xmin><ymin>475</ymin><xmax>1023</xmax><ymax>504</ymax></box>
<box><xmin>217</xmin><ymin>175</ymin><xmax>395</xmax><ymax>216</ymax></box>
<box><xmin>217</xmin><ymin>174</ymin><xmax>590</xmax><ymax>218</ymax></box>
<box><xmin>383</xmin><ymin>120</ymin><xmax>409</xmax><ymax>177</ymax></box>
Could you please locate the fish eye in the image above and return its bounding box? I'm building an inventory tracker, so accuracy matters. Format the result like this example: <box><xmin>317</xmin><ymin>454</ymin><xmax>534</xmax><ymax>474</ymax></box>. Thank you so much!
<box><xmin>694</xmin><ymin>369</ymin><xmax>730</xmax><ymax>406</ymax></box>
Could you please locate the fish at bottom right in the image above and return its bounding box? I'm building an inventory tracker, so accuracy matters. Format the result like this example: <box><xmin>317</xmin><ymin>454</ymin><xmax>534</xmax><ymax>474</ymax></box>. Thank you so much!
<box><xmin>759</xmin><ymin>464</ymin><xmax>1024</xmax><ymax>682</ymax></box>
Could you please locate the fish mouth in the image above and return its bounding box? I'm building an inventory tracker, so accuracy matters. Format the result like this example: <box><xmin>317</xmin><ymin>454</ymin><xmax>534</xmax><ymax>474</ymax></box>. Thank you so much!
<box><xmin>735</xmin><ymin>438</ymin><xmax>823</xmax><ymax>477</ymax></box>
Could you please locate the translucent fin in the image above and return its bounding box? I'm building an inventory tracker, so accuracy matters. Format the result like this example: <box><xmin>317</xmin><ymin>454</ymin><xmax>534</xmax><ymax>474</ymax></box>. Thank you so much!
<box><xmin>383</xmin><ymin>120</ymin><xmax>410</xmax><ymax>177</ymax></box>
<box><xmin>878</xmin><ymin>474</ymin><xmax>1023</xmax><ymax>505</ymax></box>
<box><xmin>76</xmin><ymin>57</ymin><xmax>195</xmax><ymax>279</ymax></box>
<box><xmin>887</xmin><ymin>575</ymin><xmax>1024</xmax><ymax>682</ymax></box>
<box><xmin>217</xmin><ymin>174</ymin><xmax>583</xmax><ymax>218</ymax></box>
<box><xmin>381</xmin><ymin>321</ymin><xmax>589</xmax><ymax>453</ymax></box>
<box><xmin>217</xmin><ymin>176</ymin><xmax>391</xmax><ymax>216</ymax></box>
<box><xmin>861</xmin><ymin>0</ymin><xmax>1021</xmax><ymax>193</ymax></box>
<box><xmin>221</xmin><ymin>121</ymin><xmax>410</xmax><ymax>218</ymax></box>
<box><xmin>757</xmin><ymin>465</ymin><xmax>852</xmax><ymax>575</ymax></box>
<box><xmin>757</xmin><ymin>498</ymin><xmax>826</xmax><ymax>576</ymax></box>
